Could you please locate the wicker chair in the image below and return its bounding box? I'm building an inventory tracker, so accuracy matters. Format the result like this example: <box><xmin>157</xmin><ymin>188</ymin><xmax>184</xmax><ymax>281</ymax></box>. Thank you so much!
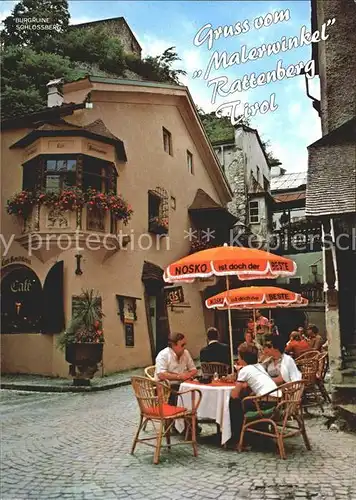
<box><xmin>144</xmin><ymin>365</ymin><xmax>156</xmax><ymax>380</ymax></box>
<box><xmin>200</xmin><ymin>362</ymin><xmax>229</xmax><ymax>377</ymax></box>
<box><xmin>295</xmin><ymin>350</ymin><xmax>320</xmax><ymax>363</ymax></box>
<box><xmin>238</xmin><ymin>380</ymin><xmax>311</xmax><ymax>459</ymax></box>
<box><xmin>131</xmin><ymin>376</ymin><xmax>202</xmax><ymax>464</ymax></box>
<box><xmin>316</xmin><ymin>352</ymin><xmax>331</xmax><ymax>403</ymax></box>
<box><xmin>296</xmin><ymin>357</ymin><xmax>324</xmax><ymax>411</ymax></box>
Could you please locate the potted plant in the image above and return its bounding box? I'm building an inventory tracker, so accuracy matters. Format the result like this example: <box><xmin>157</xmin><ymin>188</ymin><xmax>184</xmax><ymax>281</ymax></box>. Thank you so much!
<box><xmin>6</xmin><ymin>190</ymin><xmax>36</xmax><ymax>217</ymax></box>
<box><xmin>57</xmin><ymin>289</ymin><xmax>104</xmax><ymax>386</ymax></box>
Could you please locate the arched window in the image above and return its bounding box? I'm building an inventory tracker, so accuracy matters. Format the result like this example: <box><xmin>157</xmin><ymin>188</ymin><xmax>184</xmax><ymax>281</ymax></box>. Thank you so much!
<box><xmin>1</xmin><ymin>266</ymin><xmax>42</xmax><ymax>333</ymax></box>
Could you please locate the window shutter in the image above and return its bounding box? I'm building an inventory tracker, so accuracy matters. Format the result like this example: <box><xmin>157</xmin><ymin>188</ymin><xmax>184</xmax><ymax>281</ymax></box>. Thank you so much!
<box><xmin>42</xmin><ymin>261</ymin><xmax>65</xmax><ymax>334</ymax></box>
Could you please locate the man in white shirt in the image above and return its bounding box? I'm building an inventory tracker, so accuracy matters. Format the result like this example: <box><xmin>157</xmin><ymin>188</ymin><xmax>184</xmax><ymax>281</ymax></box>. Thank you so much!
<box><xmin>155</xmin><ymin>332</ymin><xmax>198</xmax><ymax>384</ymax></box>
<box><xmin>229</xmin><ymin>346</ymin><xmax>279</xmax><ymax>445</ymax></box>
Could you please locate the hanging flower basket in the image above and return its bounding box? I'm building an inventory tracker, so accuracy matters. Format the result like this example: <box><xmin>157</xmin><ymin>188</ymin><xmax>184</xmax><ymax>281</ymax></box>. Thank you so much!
<box><xmin>108</xmin><ymin>193</ymin><xmax>133</xmax><ymax>225</ymax></box>
<box><xmin>6</xmin><ymin>191</ymin><xmax>36</xmax><ymax>217</ymax></box>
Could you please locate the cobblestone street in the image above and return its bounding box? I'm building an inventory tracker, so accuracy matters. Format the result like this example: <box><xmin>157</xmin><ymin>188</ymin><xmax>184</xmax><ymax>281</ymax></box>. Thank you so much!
<box><xmin>1</xmin><ymin>387</ymin><xmax>356</xmax><ymax>500</ymax></box>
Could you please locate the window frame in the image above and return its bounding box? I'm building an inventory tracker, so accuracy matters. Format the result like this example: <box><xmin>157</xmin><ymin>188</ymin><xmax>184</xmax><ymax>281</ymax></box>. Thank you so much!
<box><xmin>187</xmin><ymin>150</ymin><xmax>194</xmax><ymax>175</ymax></box>
<box><xmin>162</xmin><ymin>127</ymin><xmax>173</xmax><ymax>156</ymax></box>
<box><xmin>44</xmin><ymin>158</ymin><xmax>77</xmax><ymax>193</ymax></box>
<box><xmin>249</xmin><ymin>200</ymin><xmax>260</xmax><ymax>224</ymax></box>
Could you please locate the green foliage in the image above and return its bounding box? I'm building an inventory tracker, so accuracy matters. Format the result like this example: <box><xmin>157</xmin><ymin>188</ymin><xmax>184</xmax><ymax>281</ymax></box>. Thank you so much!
<box><xmin>1</xmin><ymin>0</ymin><xmax>186</xmax><ymax>119</ymax></box>
<box><xmin>1</xmin><ymin>0</ymin><xmax>70</xmax><ymax>48</ymax></box>
<box><xmin>260</xmin><ymin>139</ymin><xmax>282</xmax><ymax>166</ymax></box>
<box><xmin>197</xmin><ymin>109</ymin><xmax>235</xmax><ymax>144</ymax></box>
<box><xmin>57</xmin><ymin>289</ymin><xmax>104</xmax><ymax>351</ymax></box>
<box><xmin>1</xmin><ymin>45</ymin><xmax>86</xmax><ymax>119</ymax></box>
<box><xmin>56</xmin><ymin>26</ymin><xmax>126</xmax><ymax>76</ymax></box>
<box><xmin>126</xmin><ymin>47</ymin><xmax>186</xmax><ymax>85</ymax></box>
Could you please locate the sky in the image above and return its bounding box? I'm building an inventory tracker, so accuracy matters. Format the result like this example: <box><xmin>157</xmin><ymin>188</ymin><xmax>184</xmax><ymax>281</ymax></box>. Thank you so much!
<box><xmin>1</xmin><ymin>0</ymin><xmax>323</xmax><ymax>173</ymax></box>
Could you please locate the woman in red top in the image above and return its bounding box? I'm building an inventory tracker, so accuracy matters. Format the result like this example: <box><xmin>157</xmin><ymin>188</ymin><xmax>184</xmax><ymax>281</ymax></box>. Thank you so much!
<box><xmin>285</xmin><ymin>331</ymin><xmax>310</xmax><ymax>359</ymax></box>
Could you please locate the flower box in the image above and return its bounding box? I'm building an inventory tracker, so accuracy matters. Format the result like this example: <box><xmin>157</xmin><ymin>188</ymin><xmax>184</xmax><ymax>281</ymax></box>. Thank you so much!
<box><xmin>149</xmin><ymin>217</ymin><xmax>168</xmax><ymax>235</ymax></box>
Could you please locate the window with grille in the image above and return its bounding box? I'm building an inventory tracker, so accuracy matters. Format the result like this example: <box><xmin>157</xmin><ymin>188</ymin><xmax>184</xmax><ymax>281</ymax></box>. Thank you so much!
<box><xmin>162</xmin><ymin>127</ymin><xmax>172</xmax><ymax>155</ymax></box>
<box><xmin>249</xmin><ymin>201</ymin><xmax>259</xmax><ymax>223</ymax></box>
<box><xmin>187</xmin><ymin>150</ymin><xmax>194</xmax><ymax>174</ymax></box>
<box><xmin>148</xmin><ymin>187</ymin><xmax>169</xmax><ymax>234</ymax></box>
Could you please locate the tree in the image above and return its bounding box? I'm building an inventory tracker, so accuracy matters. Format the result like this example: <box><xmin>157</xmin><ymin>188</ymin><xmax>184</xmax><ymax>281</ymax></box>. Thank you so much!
<box><xmin>1</xmin><ymin>0</ymin><xmax>186</xmax><ymax>119</ymax></box>
<box><xmin>260</xmin><ymin>139</ymin><xmax>282</xmax><ymax>167</ymax></box>
<box><xmin>1</xmin><ymin>45</ymin><xmax>85</xmax><ymax>119</ymax></box>
<box><xmin>197</xmin><ymin>108</ymin><xmax>249</xmax><ymax>144</ymax></box>
<box><xmin>1</xmin><ymin>0</ymin><xmax>70</xmax><ymax>48</ymax></box>
<box><xmin>126</xmin><ymin>47</ymin><xmax>186</xmax><ymax>85</ymax></box>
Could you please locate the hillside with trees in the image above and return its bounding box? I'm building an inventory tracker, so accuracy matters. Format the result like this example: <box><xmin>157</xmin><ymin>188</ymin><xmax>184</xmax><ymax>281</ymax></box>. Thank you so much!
<box><xmin>1</xmin><ymin>0</ymin><xmax>186</xmax><ymax>119</ymax></box>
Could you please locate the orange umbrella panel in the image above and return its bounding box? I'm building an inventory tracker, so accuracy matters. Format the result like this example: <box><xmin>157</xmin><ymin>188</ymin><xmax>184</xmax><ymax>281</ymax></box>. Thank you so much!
<box><xmin>206</xmin><ymin>286</ymin><xmax>304</xmax><ymax>309</ymax></box>
<box><xmin>164</xmin><ymin>246</ymin><xmax>297</xmax><ymax>283</ymax></box>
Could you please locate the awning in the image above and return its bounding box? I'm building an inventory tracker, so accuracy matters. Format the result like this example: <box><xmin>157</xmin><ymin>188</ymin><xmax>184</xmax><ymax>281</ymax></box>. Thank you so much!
<box><xmin>188</xmin><ymin>189</ymin><xmax>237</xmax><ymax>226</ymax></box>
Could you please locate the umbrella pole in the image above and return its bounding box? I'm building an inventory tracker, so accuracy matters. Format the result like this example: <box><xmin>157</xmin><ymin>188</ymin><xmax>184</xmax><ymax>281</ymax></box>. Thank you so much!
<box><xmin>226</xmin><ymin>275</ymin><xmax>234</xmax><ymax>374</ymax></box>
<box><xmin>253</xmin><ymin>308</ymin><xmax>256</xmax><ymax>338</ymax></box>
<box><xmin>269</xmin><ymin>309</ymin><xmax>271</xmax><ymax>334</ymax></box>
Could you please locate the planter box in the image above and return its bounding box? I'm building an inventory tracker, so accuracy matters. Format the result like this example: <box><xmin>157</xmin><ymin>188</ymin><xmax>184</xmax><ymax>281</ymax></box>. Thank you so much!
<box><xmin>149</xmin><ymin>220</ymin><xmax>168</xmax><ymax>235</ymax></box>
<box><xmin>65</xmin><ymin>342</ymin><xmax>103</xmax><ymax>365</ymax></box>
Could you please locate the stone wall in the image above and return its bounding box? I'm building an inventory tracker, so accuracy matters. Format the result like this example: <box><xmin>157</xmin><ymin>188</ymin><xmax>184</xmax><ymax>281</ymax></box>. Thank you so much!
<box><xmin>316</xmin><ymin>0</ymin><xmax>356</xmax><ymax>134</ymax></box>
<box><xmin>72</xmin><ymin>18</ymin><xmax>142</xmax><ymax>57</ymax></box>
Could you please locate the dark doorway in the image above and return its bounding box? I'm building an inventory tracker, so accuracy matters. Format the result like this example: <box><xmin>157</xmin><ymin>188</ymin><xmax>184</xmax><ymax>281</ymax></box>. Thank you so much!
<box><xmin>142</xmin><ymin>261</ymin><xmax>170</xmax><ymax>361</ymax></box>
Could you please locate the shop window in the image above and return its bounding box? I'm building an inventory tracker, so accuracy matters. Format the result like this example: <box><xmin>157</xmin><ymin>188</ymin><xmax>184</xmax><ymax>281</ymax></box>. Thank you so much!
<box><xmin>249</xmin><ymin>201</ymin><xmax>260</xmax><ymax>224</ymax></box>
<box><xmin>1</xmin><ymin>266</ymin><xmax>43</xmax><ymax>333</ymax></box>
<box><xmin>162</xmin><ymin>127</ymin><xmax>172</xmax><ymax>155</ymax></box>
<box><xmin>187</xmin><ymin>150</ymin><xmax>194</xmax><ymax>175</ymax></box>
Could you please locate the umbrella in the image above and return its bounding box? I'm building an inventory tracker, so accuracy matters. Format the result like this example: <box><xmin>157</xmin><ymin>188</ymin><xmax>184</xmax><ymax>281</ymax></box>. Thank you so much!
<box><xmin>206</xmin><ymin>286</ymin><xmax>303</xmax><ymax>309</ymax></box>
<box><xmin>164</xmin><ymin>245</ymin><xmax>297</xmax><ymax>372</ymax></box>
<box><xmin>207</xmin><ymin>287</ymin><xmax>308</xmax><ymax>338</ymax></box>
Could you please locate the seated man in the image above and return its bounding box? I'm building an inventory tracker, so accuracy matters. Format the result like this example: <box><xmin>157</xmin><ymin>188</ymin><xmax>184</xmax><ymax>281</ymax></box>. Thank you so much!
<box><xmin>155</xmin><ymin>332</ymin><xmax>197</xmax><ymax>387</ymax></box>
<box><xmin>200</xmin><ymin>327</ymin><xmax>230</xmax><ymax>366</ymax></box>
<box><xmin>238</xmin><ymin>331</ymin><xmax>258</xmax><ymax>355</ymax></box>
<box><xmin>229</xmin><ymin>346</ymin><xmax>279</xmax><ymax>444</ymax></box>
<box><xmin>306</xmin><ymin>324</ymin><xmax>323</xmax><ymax>351</ymax></box>
<box><xmin>285</xmin><ymin>331</ymin><xmax>310</xmax><ymax>359</ymax></box>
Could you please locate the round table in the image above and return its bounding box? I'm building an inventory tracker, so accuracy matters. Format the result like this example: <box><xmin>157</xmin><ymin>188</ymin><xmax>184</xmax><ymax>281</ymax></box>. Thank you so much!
<box><xmin>176</xmin><ymin>381</ymin><xmax>236</xmax><ymax>445</ymax></box>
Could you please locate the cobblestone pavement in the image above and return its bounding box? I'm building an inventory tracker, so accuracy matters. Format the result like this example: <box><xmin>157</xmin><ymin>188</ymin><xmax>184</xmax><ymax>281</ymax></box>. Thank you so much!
<box><xmin>1</xmin><ymin>387</ymin><xmax>356</xmax><ymax>500</ymax></box>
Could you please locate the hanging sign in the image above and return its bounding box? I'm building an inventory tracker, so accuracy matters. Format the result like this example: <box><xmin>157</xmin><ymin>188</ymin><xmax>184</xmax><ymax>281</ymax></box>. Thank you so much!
<box><xmin>164</xmin><ymin>286</ymin><xmax>184</xmax><ymax>305</ymax></box>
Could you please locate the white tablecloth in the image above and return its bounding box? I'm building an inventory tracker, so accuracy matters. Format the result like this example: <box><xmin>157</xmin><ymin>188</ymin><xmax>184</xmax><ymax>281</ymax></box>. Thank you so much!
<box><xmin>175</xmin><ymin>382</ymin><xmax>235</xmax><ymax>445</ymax></box>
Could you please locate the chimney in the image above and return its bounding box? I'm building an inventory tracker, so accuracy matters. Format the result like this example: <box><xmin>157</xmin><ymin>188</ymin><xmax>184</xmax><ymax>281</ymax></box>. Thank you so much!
<box><xmin>46</xmin><ymin>78</ymin><xmax>64</xmax><ymax>108</ymax></box>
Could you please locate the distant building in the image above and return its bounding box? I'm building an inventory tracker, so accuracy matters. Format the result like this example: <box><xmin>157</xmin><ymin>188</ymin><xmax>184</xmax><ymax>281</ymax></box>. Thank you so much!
<box><xmin>70</xmin><ymin>17</ymin><xmax>142</xmax><ymax>57</ymax></box>
<box><xmin>271</xmin><ymin>169</ymin><xmax>325</xmax><ymax>336</ymax></box>
<box><xmin>306</xmin><ymin>0</ymin><xmax>356</xmax><ymax>407</ymax></box>
<box><xmin>214</xmin><ymin>124</ymin><xmax>273</xmax><ymax>247</ymax></box>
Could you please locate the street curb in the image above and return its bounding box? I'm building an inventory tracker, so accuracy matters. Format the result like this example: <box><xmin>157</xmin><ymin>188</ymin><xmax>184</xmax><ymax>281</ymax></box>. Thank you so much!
<box><xmin>0</xmin><ymin>378</ymin><xmax>131</xmax><ymax>393</ymax></box>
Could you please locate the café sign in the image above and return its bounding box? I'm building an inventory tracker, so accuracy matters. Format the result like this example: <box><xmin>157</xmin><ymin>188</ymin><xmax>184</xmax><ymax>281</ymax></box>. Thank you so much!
<box><xmin>10</xmin><ymin>279</ymin><xmax>33</xmax><ymax>293</ymax></box>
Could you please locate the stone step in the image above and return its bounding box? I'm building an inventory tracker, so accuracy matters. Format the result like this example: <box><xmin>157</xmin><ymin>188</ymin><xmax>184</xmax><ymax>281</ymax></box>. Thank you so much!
<box><xmin>340</xmin><ymin>368</ymin><xmax>356</xmax><ymax>384</ymax></box>
<box><xmin>345</xmin><ymin>344</ymin><xmax>356</xmax><ymax>356</ymax></box>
